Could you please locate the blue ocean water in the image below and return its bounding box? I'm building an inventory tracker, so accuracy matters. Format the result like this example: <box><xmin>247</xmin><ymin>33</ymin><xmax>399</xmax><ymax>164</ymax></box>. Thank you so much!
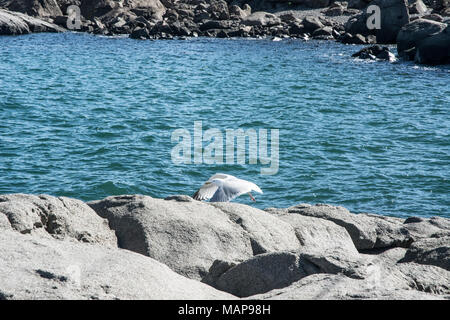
<box><xmin>0</xmin><ymin>33</ymin><xmax>449</xmax><ymax>218</ymax></box>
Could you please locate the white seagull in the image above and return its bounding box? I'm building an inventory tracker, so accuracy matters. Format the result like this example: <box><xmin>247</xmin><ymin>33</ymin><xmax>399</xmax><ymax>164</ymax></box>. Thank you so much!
<box><xmin>193</xmin><ymin>173</ymin><xmax>263</xmax><ymax>203</ymax></box>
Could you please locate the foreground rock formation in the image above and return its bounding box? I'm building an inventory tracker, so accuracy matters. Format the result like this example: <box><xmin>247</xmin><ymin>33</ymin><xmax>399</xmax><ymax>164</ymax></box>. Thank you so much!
<box><xmin>1</xmin><ymin>193</ymin><xmax>449</xmax><ymax>300</ymax></box>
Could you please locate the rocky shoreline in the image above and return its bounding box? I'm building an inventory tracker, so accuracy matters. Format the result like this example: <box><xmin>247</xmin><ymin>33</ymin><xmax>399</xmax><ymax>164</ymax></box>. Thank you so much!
<box><xmin>0</xmin><ymin>0</ymin><xmax>449</xmax><ymax>64</ymax></box>
<box><xmin>0</xmin><ymin>193</ymin><xmax>449</xmax><ymax>299</ymax></box>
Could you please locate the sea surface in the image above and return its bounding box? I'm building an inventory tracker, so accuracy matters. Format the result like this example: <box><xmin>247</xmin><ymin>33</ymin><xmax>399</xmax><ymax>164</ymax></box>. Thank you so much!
<box><xmin>0</xmin><ymin>33</ymin><xmax>449</xmax><ymax>218</ymax></box>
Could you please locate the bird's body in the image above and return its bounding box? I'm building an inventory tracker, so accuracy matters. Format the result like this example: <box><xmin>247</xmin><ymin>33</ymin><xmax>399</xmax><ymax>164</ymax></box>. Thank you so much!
<box><xmin>193</xmin><ymin>174</ymin><xmax>263</xmax><ymax>203</ymax></box>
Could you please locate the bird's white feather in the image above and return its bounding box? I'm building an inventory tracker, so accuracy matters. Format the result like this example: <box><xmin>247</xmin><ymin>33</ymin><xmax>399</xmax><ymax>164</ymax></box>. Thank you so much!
<box><xmin>193</xmin><ymin>173</ymin><xmax>262</xmax><ymax>202</ymax></box>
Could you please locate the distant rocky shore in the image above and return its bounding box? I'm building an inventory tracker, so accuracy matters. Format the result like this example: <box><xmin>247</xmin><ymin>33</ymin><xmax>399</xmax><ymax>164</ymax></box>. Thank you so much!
<box><xmin>0</xmin><ymin>0</ymin><xmax>449</xmax><ymax>64</ymax></box>
<box><xmin>0</xmin><ymin>193</ymin><xmax>449</xmax><ymax>299</ymax></box>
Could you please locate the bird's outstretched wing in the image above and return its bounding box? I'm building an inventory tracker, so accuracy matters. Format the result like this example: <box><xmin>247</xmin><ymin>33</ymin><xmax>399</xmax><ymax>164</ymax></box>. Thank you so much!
<box><xmin>192</xmin><ymin>181</ymin><xmax>219</xmax><ymax>201</ymax></box>
<box><xmin>210</xmin><ymin>177</ymin><xmax>262</xmax><ymax>202</ymax></box>
<box><xmin>210</xmin><ymin>184</ymin><xmax>241</xmax><ymax>202</ymax></box>
<box><xmin>193</xmin><ymin>173</ymin><xmax>263</xmax><ymax>202</ymax></box>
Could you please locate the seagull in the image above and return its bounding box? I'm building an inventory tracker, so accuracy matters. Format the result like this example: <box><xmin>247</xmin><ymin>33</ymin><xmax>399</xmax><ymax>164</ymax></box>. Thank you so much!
<box><xmin>193</xmin><ymin>173</ymin><xmax>263</xmax><ymax>203</ymax></box>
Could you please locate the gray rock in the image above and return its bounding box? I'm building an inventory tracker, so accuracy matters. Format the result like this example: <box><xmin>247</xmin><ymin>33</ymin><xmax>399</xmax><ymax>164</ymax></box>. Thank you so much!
<box><xmin>0</xmin><ymin>194</ymin><xmax>116</xmax><ymax>246</ymax></box>
<box><xmin>210</xmin><ymin>203</ymin><xmax>301</xmax><ymax>255</ymax></box>
<box><xmin>247</xmin><ymin>245</ymin><xmax>450</xmax><ymax>299</ymax></box>
<box><xmin>242</xmin><ymin>11</ymin><xmax>281</xmax><ymax>27</ymax></box>
<box><xmin>0</xmin><ymin>209</ymin><xmax>11</xmax><ymax>230</ymax></box>
<box><xmin>55</xmin><ymin>0</ymin><xmax>82</xmax><ymax>14</ymax></box>
<box><xmin>284</xmin><ymin>204</ymin><xmax>412</xmax><ymax>250</ymax></box>
<box><xmin>0</xmin><ymin>8</ymin><xmax>65</xmax><ymax>35</ymax></box>
<box><xmin>302</xmin><ymin>15</ymin><xmax>324</xmax><ymax>33</ymax></box>
<box><xmin>229</xmin><ymin>5</ymin><xmax>244</xmax><ymax>19</ymax></box>
<box><xmin>193</xmin><ymin>9</ymin><xmax>210</xmax><ymax>23</ymax></box>
<box><xmin>351</xmin><ymin>44</ymin><xmax>391</xmax><ymax>59</ymax></box>
<box><xmin>395</xmin><ymin>262</ymin><xmax>450</xmax><ymax>294</ymax></box>
<box><xmin>88</xmin><ymin>195</ymin><xmax>300</xmax><ymax>280</ymax></box>
<box><xmin>80</xmin><ymin>0</ymin><xmax>118</xmax><ymax>20</ymax></box>
<box><xmin>352</xmin><ymin>45</ymin><xmax>397</xmax><ymax>61</ymax></box>
<box><xmin>250</xmin><ymin>273</ymin><xmax>446</xmax><ymax>299</ymax></box>
<box><xmin>422</xmin><ymin>0</ymin><xmax>448</xmax><ymax>11</ymax></box>
<box><xmin>274</xmin><ymin>212</ymin><xmax>359</xmax><ymax>255</ymax></box>
<box><xmin>200</xmin><ymin>19</ymin><xmax>233</xmax><ymax>31</ymax></box>
<box><xmin>0</xmin><ymin>230</ymin><xmax>234</xmax><ymax>299</ymax></box>
<box><xmin>397</xmin><ymin>18</ymin><xmax>447</xmax><ymax>59</ymax></box>
<box><xmin>130</xmin><ymin>26</ymin><xmax>149</xmax><ymax>39</ymax></box>
<box><xmin>361</xmin><ymin>247</ymin><xmax>450</xmax><ymax>295</ymax></box>
<box><xmin>1</xmin><ymin>193</ymin><xmax>449</xmax><ymax>300</ymax></box>
<box><xmin>201</xmin><ymin>259</ymin><xmax>237</xmax><ymax>287</ymax></box>
<box><xmin>208</xmin><ymin>0</ymin><xmax>229</xmax><ymax>20</ymax></box>
<box><xmin>345</xmin><ymin>0</ymin><xmax>410</xmax><ymax>43</ymax></box>
<box><xmin>361</xmin><ymin>246</ymin><xmax>409</xmax><ymax>265</ymax></box>
<box><xmin>126</xmin><ymin>0</ymin><xmax>166</xmax><ymax>20</ymax></box>
<box><xmin>403</xmin><ymin>216</ymin><xmax>450</xmax><ymax>239</ymax></box>
<box><xmin>209</xmin><ymin>248</ymin><xmax>366</xmax><ymax>297</ymax></box>
<box><xmin>88</xmin><ymin>195</ymin><xmax>251</xmax><ymax>279</ymax></box>
<box><xmin>339</xmin><ymin>32</ymin><xmax>368</xmax><ymax>43</ymax></box>
<box><xmin>278</xmin><ymin>12</ymin><xmax>300</xmax><ymax>24</ymax></box>
<box><xmin>421</xmin><ymin>13</ymin><xmax>445</xmax><ymax>21</ymax></box>
<box><xmin>249</xmin><ymin>246</ymin><xmax>450</xmax><ymax>300</ymax></box>
<box><xmin>79</xmin><ymin>0</ymin><xmax>165</xmax><ymax>21</ymax></box>
<box><xmin>0</xmin><ymin>8</ymin><xmax>30</xmax><ymax>34</ymax></box>
<box><xmin>98</xmin><ymin>7</ymin><xmax>138</xmax><ymax>26</ymax></box>
<box><xmin>400</xmin><ymin>236</ymin><xmax>450</xmax><ymax>270</ymax></box>
<box><xmin>213</xmin><ymin>251</ymin><xmax>308</xmax><ymax>298</ymax></box>
<box><xmin>414</xmin><ymin>24</ymin><xmax>450</xmax><ymax>64</ymax></box>
<box><xmin>0</xmin><ymin>0</ymin><xmax>63</xmax><ymax>17</ymax></box>
<box><xmin>408</xmin><ymin>0</ymin><xmax>428</xmax><ymax>14</ymax></box>
<box><xmin>324</xmin><ymin>5</ymin><xmax>345</xmax><ymax>16</ymax></box>
<box><xmin>229</xmin><ymin>4</ymin><xmax>251</xmax><ymax>20</ymax></box>
<box><xmin>228</xmin><ymin>0</ymin><xmax>277</xmax><ymax>12</ymax></box>
<box><xmin>301</xmin><ymin>249</ymin><xmax>367</xmax><ymax>278</ymax></box>
<box><xmin>312</xmin><ymin>25</ymin><xmax>334</xmax><ymax>37</ymax></box>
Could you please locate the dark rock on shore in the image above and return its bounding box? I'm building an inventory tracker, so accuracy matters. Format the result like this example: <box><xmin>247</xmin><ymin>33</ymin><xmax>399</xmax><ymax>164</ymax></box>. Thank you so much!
<box><xmin>0</xmin><ymin>8</ymin><xmax>65</xmax><ymax>35</ymax></box>
<box><xmin>423</xmin><ymin>0</ymin><xmax>450</xmax><ymax>13</ymax></box>
<box><xmin>397</xmin><ymin>18</ymin><xmax>450</xmax><ymax>64</ymax></box>
<box><xmin>1</xmin><ymin>193</ymin><xmax>449</xmax><ymax>299</ymax></box>
<box><xmin>0</xmin><ymin>0</ymin><xmax>347</xmax><ymax>41</ymax></box>
<box><xmin>339</xmin><ymin>32</ymin><xmax>372</xmax><ymax>44</ymax></box>
<box><xmin>56</xmin><ymin>0</ymin><xmax>82</xmax><ymax>13</ymax></box>
<box><xmin>0</xmin><ymin>0</ymin><xmax>63</xmax><ymax>17</ymax></box>
<box><xmin>345</xmin><ymin>0</ymin><xmax>410</xmax><ymax>44</ymax></box>
<box><xmin>242</xmin><ymin>11</ymin><xmax>281</xmax><ymax>27</ymax></box>
<box><xmin>1</xmin><ymin>0</ymin><xmax>448</xmax><ymax>60</ymax></box>
<box><xmin>409</xmin><ymin>0</ymin><xmax>428</xmax><ymax>14</ymax></box>
<box><xmin>352</xmin><ymin>45</ymin><xmax>397</xmax><ymax>61</ymax></box>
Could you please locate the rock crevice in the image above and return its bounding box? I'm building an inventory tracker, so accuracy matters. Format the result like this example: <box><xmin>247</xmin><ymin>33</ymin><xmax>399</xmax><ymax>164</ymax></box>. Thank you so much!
<box><xmin>0</xmin><ymin>193</ymin><xmax>449</xmax><ymax>300</ymax></box>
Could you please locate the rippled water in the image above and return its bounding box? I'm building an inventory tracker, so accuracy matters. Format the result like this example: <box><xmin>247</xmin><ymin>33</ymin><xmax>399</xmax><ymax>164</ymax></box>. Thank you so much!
<box><xmin>0</xmin><ymin>33</ymin><xmax>449</xmax><ymax>218</ymax></box>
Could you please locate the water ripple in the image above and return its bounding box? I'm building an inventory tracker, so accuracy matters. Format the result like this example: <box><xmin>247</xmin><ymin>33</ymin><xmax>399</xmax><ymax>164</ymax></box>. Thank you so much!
<box><xmin>0</xmin><ymin>34</ymin><xmax>449</xmax><ymax>218</ymax></box>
